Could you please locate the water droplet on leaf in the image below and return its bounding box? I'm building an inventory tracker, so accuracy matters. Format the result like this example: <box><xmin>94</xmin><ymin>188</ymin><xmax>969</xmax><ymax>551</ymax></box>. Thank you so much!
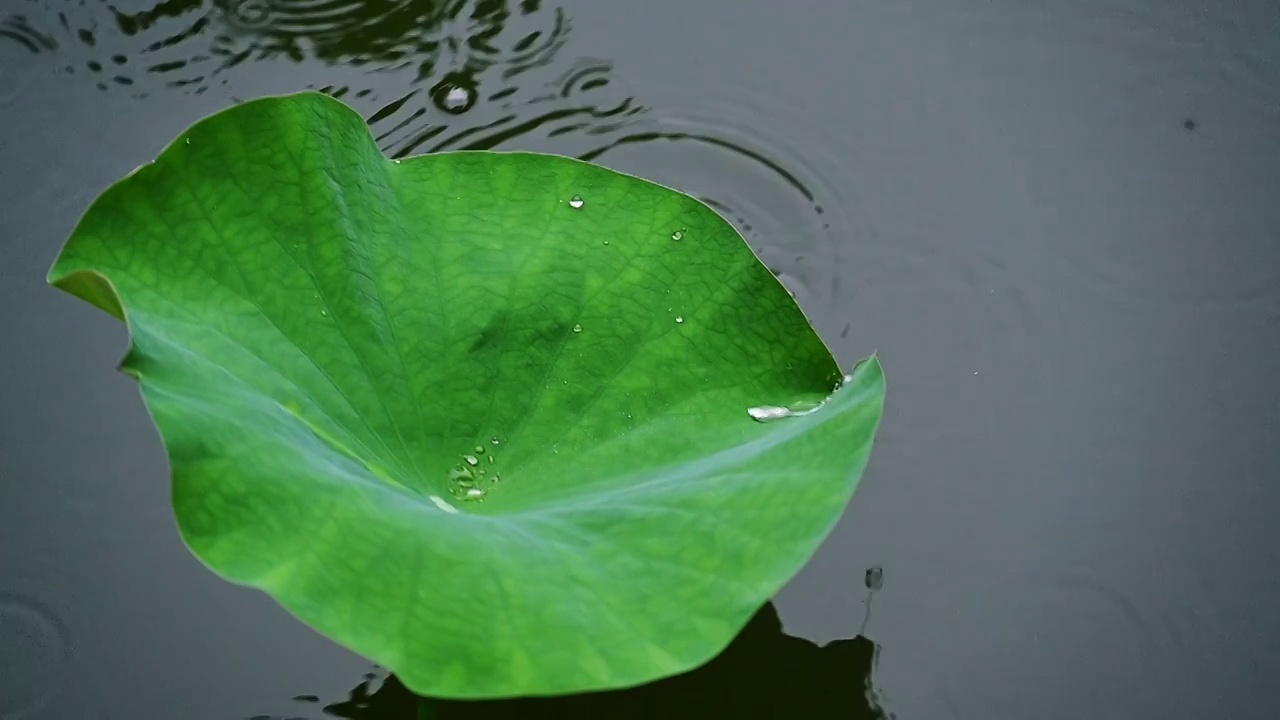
<box><xmin>568</xmin><ymin>194</ymin><xmax>585</xmax><ymax>209</ymax></box>
<box><xmin>491</xmin><ymin>436</ymin><xmax>500</xmax><ymax>445</ymax></box>
<box><xmin>748</xmin><ymin>406</ymin><xmax>792</xmax><ymax>422</ymax></box>
<box><xmin>464</xmin><ymin>455</ymin><xmax>479</xmax><ymax>466</ymax></box>
<box><xmin>671</xmin><ymin>229</ymin><xmax>685</xmax><ymax>241</ymax></box>
<box><xmin>464</xmin><ymin>487</ymin><xmax>486</xmax><ymax>500</ymax></box>
<box><xmin>572</xmin><ymin>323</ymin><xmax>583</xmax><ymax>333</ymax></box>
<box><xmin>474</xmin><ymin>445</ymin><xmax>484</xmax><ymax>455</ymax></box>
<box><xmin>675</xmin><ymin>316</ymin><xmax>684</xmax><ymax>324</ymax></box>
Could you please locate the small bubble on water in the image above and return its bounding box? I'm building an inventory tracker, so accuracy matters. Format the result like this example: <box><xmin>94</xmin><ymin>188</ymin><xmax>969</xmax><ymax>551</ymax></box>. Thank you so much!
<box><xmin>444</xmin><ymin>86</ymin><xmax>471</xmax><ymax>111</ymax></box>
<box><xmin>464</xmin><ymin>455</ymin><xmax>479</xmax><ymax>466</ymax></box>
<box><xmin>572</xmin><ymin>323</ymin><xmax>583</xmax><ymax>333</ymax></box>
<box><xmin>568</xmin><ymin>194</ymin><xmax>585</xmax><ymax>209</ymax></box>
<box><xmin>429</xmin><ymin>75</ymin><xmax>477</xmax><ymax>114</ymax></box>
<box><xmin>748</xmin><ymin>406</ymin><xmax>792</xmax><ymax>422</ymax></box>
<box><xmin>865</xmin><ymin>565</ymin><xmax>884</xmax><ymax>591</ymax></box>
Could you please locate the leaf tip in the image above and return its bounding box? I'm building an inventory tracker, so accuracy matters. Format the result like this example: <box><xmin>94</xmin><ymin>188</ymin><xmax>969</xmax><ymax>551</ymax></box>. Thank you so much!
<box><xmin>46</xmin><ymin>267</ymin><xmax>126</xmax><ymax>323</ymax></box>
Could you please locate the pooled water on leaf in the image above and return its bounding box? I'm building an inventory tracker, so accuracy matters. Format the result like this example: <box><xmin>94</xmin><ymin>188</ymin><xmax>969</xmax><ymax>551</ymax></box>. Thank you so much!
<box><xmin>568</xmin><ymin>194</ymin><xmax>585</xmax><ymax>209</ymax></box>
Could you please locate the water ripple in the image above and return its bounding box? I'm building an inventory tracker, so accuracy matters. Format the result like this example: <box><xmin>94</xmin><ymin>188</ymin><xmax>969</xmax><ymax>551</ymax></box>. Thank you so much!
<box><xmin>0</xmin><ymin>587</ymin><xmax>71</xmax><ymax>720</ymax></box>
<box><xmin>3</xmin><ymin>1</ymin><xmax>653</xmax><ymax>162</ymax></box>
<box><xmin>575</xmin><ymin>93</ymin><xmax>848</xmax><ymax>326</ymax></box>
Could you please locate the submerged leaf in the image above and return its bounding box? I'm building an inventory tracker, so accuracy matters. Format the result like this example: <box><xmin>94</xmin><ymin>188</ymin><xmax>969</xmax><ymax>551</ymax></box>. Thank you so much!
<box><xmin>46</xmin><ymin>92</ymin><xmax>886</xmax><ymax>698</ymax></box>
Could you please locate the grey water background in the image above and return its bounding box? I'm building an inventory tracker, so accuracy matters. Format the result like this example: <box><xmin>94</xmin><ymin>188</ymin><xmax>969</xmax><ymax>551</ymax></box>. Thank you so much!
<box><xmin>1</xmin><ymin>0</ymin><xmax>1278</xmax><ymax>717</ymax></box>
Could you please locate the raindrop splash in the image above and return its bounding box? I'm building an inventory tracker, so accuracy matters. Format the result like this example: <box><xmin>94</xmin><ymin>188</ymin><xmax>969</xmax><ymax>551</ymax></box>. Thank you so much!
<box><xmin>568</xmin><ymin>194</ymin><xmax>585</xmax><ymax>209</ymax></box>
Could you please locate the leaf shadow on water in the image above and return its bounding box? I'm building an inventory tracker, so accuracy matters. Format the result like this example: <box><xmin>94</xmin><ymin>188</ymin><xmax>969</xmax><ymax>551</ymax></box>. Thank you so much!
<box><xmin>255</xmin><ymin>603</ymin><xmax>890</xmax><ymax>720</ymax></box>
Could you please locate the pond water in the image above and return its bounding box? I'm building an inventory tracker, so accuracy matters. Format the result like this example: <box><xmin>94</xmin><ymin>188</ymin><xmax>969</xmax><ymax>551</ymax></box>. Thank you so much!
<box><xmin>2</xmin><ymin>1</ymin><xmax>1278</xmax><ymax>718</ymax></box>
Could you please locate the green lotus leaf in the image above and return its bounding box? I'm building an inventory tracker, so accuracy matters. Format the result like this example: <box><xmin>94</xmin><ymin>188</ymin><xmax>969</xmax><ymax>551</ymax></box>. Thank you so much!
<box><xmin>46</xmin><ymin>91</ymin><xmax>886</xmax><ymax>699</ymax></box>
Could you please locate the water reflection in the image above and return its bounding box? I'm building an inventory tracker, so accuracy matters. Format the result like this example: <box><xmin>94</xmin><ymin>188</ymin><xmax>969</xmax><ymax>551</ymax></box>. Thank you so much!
<box><xmin>254</xmin><ymin>603</ymin><xmax>890</xmax><ymax>719</ymax></box>
<box><xmin>38</xmin><ymin>0</ymin><xmax>571</xmax><ymax>94</ymax></box>
<box><xmin>5</xmin><ymin>1</ymin><xmax>835</xmax><ymax>293</ymax></box>
<box><xmin>3</xmin><ymin>0</ymin><xmax>645</xmax><ymax>159</ymax></box>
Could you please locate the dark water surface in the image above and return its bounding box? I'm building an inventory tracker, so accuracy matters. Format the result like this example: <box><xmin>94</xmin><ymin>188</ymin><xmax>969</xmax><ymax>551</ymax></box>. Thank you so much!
<box><xmin>2</xmin><ymin>0</ymin><xmax>1279</xmax><ymax>717</ymax></box>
